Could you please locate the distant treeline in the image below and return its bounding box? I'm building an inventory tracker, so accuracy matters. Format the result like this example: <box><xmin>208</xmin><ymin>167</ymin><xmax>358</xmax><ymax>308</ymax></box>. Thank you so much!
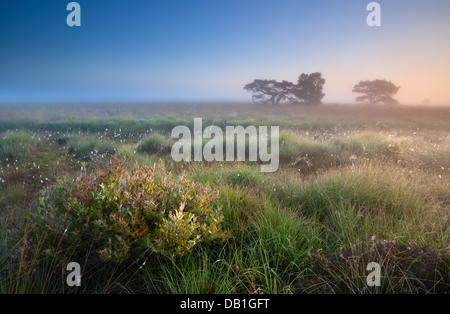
<box><xmin>244</xmin><ymin>73</ymin><xmax>400</xmax><ymax>106</ymax></box>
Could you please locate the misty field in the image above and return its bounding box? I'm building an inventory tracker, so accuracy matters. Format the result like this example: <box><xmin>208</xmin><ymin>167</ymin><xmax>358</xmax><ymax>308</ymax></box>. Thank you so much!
<box><xmin>0</xmin><ymin>103</ymin><xmax>448</xmax><ymax>294</ymax></box>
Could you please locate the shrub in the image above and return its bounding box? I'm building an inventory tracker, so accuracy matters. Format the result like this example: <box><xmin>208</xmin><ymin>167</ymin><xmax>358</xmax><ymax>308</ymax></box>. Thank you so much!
<box><xmin>33</xmin><ymin>156</ymin><xmax>229</xmax><ymax>263</ymax></box>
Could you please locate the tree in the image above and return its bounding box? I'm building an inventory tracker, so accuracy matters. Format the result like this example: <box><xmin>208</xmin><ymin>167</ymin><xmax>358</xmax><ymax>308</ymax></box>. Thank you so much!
<box><xmin>244</xmin><ymin>72</ymin><xmax>326</xmax><ymax>105</ymax></box>
<box><xmin>243</xmin><ymin>79</ymin><xmax>296</xmax><ymax>105</ymax></box>
<box><xmin>292</xmin><ymin>72</ymin><xmax>326</xmax><ymax>105</ymax></box>
<box><xmin>352</xmin><ymin>79</ymin><xmax>400</xmax><ymax>106</ymax></box>
<box><xmin>243</xmin><ymin>80</ymin><xmax>277</xmax><ymax>105</ymax></box>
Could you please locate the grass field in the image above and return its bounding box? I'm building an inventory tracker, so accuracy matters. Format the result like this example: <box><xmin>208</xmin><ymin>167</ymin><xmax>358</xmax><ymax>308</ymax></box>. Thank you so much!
<box><xmin>0</xmin><ymin>103</ymin><xmax>448</xmax><ymax>294</ymax></box>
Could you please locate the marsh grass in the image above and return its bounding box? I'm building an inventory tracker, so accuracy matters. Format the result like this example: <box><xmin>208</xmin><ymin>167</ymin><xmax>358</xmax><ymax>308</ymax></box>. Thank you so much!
<box><xmin>0</xmin><ymin>184</ymin><xmax>28</xmax><ymax>208</ymax></box>
<box><xmin>67</xmin><ymin>135</ymin><xmax>117</xmax><ymax>160</ymax></box>
<box><xmin>279</xmin><ymin>130</ymin><xmax>332</xmax><ymax>161</ymax></box>
<box><xmin>0</xmin><ymin>104</ymin><xmax>448</xmax><ymax>294</ymax></box>
<box><xmin>334</xmin><ymin>131</ymin><xmax>405</xmax><ymax>159</ymax></box>
<box><xmin>0</xmin><ymin>131</ymin><xmax>40</xmax><ymax>161</ymax></box>
<box><xmin>137</xmin><ymin>133</ymin><xmax>172</xmax><ymax>155</ymax></box>
<box><xmin>301</xmin><ymin>237</ymin><xmax>449</xmax><ymax>294</ymax></box>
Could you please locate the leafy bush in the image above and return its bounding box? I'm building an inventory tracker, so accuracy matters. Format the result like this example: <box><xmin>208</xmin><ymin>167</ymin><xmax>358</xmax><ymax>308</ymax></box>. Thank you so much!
<box><xmin>33</xmin><ymin>156</ymin><xmax>229</xmax><ymax>263</ymax></box>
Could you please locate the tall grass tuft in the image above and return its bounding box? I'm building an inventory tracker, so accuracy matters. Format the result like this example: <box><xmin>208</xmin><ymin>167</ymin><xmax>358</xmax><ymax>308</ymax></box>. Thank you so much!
<box><xmin>0</xmin><ymin>131</ymin><xmax>39</xmax><ymax>160</ymax></box>
<box><xmin>67</xmin><ymin>135</ymin><xmax>116</xmax><ymax>160</ymax></box>
<box><xmin>137</xmin><ymin>133</ymin><xmax>171</xmax><ymax>155</ymax></box>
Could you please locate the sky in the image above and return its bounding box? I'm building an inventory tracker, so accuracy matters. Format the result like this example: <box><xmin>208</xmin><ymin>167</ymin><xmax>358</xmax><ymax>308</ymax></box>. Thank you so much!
<box><xmin>0</xmin><ymin>0</ymin><xmax>449</xmax><ymax>105</ymax></box>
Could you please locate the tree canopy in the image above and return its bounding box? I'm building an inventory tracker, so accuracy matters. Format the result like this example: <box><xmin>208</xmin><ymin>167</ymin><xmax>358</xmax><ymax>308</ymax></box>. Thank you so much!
<box><xmin>244</xmin><ymin>72</ymin><xmax>325</xmax><ymax>105</ymax></box>
<box><xmin>352</xmin><ymin>79</ymin><xmax>400</xmax><ymax>106</ymax></box>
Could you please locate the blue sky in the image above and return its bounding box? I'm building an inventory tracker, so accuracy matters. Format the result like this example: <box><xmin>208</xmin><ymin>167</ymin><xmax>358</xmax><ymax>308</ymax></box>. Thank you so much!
<box><xmin>1</xmin><ymin>0</ymin><xmax>449</xmax><ymax>104</ymax></box>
